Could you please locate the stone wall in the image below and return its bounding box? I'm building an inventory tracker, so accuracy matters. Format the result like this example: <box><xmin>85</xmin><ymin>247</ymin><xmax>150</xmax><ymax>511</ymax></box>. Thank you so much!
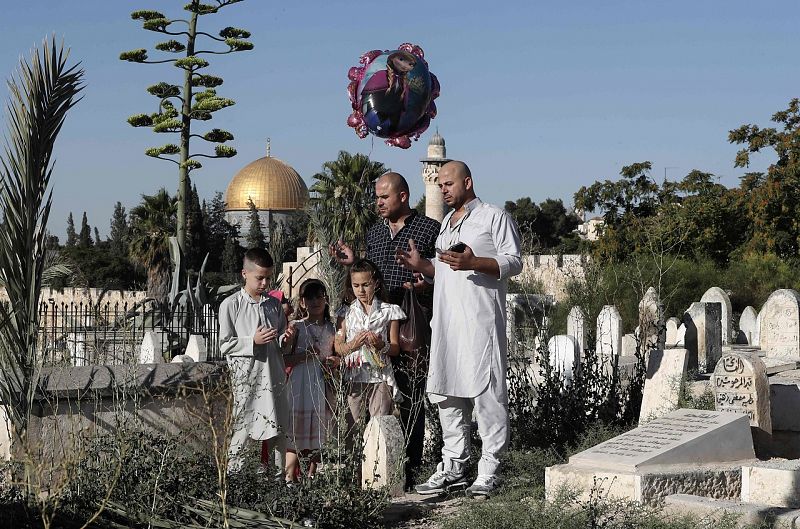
<box><xmin>516</xmin><ymin>254</ymin><xmax>588</xmax><ymax>302</ymax></box>
<box><xmin>0</xmin><ymin>287</ymin><xmax>148</xmax><ymax>306</ymax></box>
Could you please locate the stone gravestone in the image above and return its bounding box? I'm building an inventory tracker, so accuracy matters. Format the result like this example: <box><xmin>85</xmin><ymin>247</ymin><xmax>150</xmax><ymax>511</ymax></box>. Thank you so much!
<box><xmin>596</xmin><ymin>305</ymin><xmax>622</xmax><ymax>358</ymax></box>
<box><xmin>639</xmin><ymin>348</ymin><xmax>689</xmax><ymax>424</ymax></box>
<box><xmin>185</xmin><ymin>334</ymin><xmax>208</xmax><ymax>362</ymax></box>
<box><xmin>738</xmin><ymin>306</ymin><xmax>758</xmax><ymax>345</ymax></box>
<box><xmin>665</xmin><ymin>317</ymin><xmax>681</xmax><ymax>347</ymax></box>
<box><xmin>759</xmin><ymin>289</ymin><xmax>800</xmax><ymax>359</ymax></box>
<box><xmin>701</xmin><ymin>287</ymin><xmax>734</xmax><ymax>345</ymax></box>
<box><xmin>545</xmin><ymin>409</ymin><xmax>755</xmax><ymax>504</ymax></box>
<box><xmin>548</xmin><ymin>335</ymin><xmax>580</xmax><ymax>383</ymax></box>
<box><xmin>362</xmin><ymin>415</ymin><xmax>405</xmax><ymax>497</ymax></box>
<box><xmin>675</xmin><ymin>323</ymin><xmax>686</xmax><ymax>346</ymax></box>
<box><xmin>566</xmin><ymin>306</ymin><xmax>586</xmax><ymax>355</ymax></box>
<box><xmin>639</xmin><ymin>287</ymin><xmax>665</xmax><ymax>351</ymax></box>
<box><xmin>712</xmin><ymin>352</ymin><xmax>771</xmax><ymax>436</ymax></box>
<box><xmin>621</xmin><ymin>333</ymin><xmax>637</xmax><ymax>357</ymax></box>
<box><xmin>139</xmin><ymin>331</ymin><xmax>164</xmax><ymax>364</ymax></box>
<box><xmin>683</xmin><ymin>302</ymin><xmax>722</xmax><ymax>373</ymax></box>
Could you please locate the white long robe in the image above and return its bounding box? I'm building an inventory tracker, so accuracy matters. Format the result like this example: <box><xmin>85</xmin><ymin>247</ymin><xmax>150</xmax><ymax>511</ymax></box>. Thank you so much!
<box><xmin>427</xmin><ymin>198</ymin><xmax>523</xmax><ymax>402</ymax></box>
<box><xmin>219</xmin><ymin>288</ymin><xmax>290</xmax><ymax>441</ymax></box>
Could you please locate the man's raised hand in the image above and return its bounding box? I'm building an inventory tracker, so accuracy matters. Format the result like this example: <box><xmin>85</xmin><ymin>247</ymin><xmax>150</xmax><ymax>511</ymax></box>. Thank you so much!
<box><xmin>328</xmin><ymin>239</ymin><xmax>355</xmax><ymax>265</ymax></box>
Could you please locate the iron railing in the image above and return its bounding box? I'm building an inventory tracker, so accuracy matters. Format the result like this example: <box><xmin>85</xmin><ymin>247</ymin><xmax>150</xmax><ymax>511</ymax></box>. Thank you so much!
<box><xmin>32</xmin><ymin>299</ymin><xmax>221</xmax><ymax>366</ymax></box>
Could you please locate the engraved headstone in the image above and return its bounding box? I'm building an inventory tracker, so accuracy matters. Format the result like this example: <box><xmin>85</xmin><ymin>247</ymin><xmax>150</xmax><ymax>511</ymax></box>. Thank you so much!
<box><xmin>701</xmin><ymin>287</ymin><xmax>734</xmax><ymax>345</ymax></box>
<box><xmin>567</xmin><ymin>306</ymin><xmax>586</xmax><ymax>355</ymax></box>
<box><xmin>738</xmin><ymin>306</ymin><xmax>758</xmax><ymax>345</ymax></box>
<box><xmin>596</xmin><ymin>305</ymin><xmax>622</xmax><ymax>358</ymax></box>
<box><xmin>639</xmin><ymin>348</ymin><xmax>688</xmax><ymax>424</ymax></box>
<box><xmin>568</xmin><ymin>409</ymin><xmax>755</xmax><ymax>472</ymax></box>
<box><xmin>639</xmin><ymin>287</ymin><xmax>665</xmax><ymax>350</ymax></box>
<box><xmin>548</xmin><ymin>335</ymin><xmax>580</xmax><ymax>382</ymax></box>
<box><xmin>712</xmin><ymin>352</ymin><xmax>771</xmax><ymax>435</ymax></box>
<box><xmin>665</xmin><ymin>317</ymin><xmax>681</xmax><ymax>346</ymax></box>
<box><xmin>683</xmin><ymin>302</ymin><xmax>722</xmax><ymax>373</ymax></box>
<box><xmin>759</xmin><ymin>289</ymin><xmax>800</xmax><ymax>359</ymax></box>
<box><xmin>362</xmin><ymin>415</ymin><xmax>405</xmax><ymax>497</ymax></box>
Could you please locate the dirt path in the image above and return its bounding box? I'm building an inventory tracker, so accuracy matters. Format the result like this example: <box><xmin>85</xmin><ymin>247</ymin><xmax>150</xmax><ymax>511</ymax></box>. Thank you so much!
<box><xmin>382</xmin><ymin>492</ymin><xmax>477</xmax><ymax>528</ymax></box>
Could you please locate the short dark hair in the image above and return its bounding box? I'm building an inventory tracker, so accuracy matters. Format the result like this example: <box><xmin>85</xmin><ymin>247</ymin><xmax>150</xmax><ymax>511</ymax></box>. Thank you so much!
<box><xmin>243</xmin><ymin>247</ymin><xmax>273</xmax><ymax>269</ymax></box>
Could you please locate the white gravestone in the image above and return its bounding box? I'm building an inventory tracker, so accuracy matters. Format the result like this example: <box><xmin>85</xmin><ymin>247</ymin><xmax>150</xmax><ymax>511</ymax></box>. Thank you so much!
<box><xmin>665</xmin><ymin>317</ymin><xmax>681</xmax><ymax>347</ymax></box>
<box><xmin>362</xmin><ymin>415</ymin><xmax>405</xmax><ymax>497</ymax></box>
<box><xmin>596</xmin><ymin>305</ymin><xmax>622</xmax><ymax>358</ymax></box>
<box><xmin>738</xmin><ymin>306</ymin><xmax>758</xmax><ymax>345</ymax></box>
<box><xmin>566</xmin><ymin>306</ymin><xmax>586</xmax><ymax>356</ymax></box>
<box><xmin>548</xmin><ymin>335</ymin><xmax>580</xmax><ymax>383</ymax></box>
<box><xmin>683</xmin><ymin>302</ymin><xmax>722</xmax><ymax>373</ymax></box>
<box><xmin>621</xmin><ymin>333</ymin><xmax>637</xmax><ymax>357</ymax></box>
<box><xmin>639</xmin><ymin>287</ymin><xmax>665</xmax><ymax>351</ymax></box>
<box><xmin>139</xmin><ymin>331</ymin><xmax>164</xmax><ymax>364</ymax></box>
<box><xmin>639</xmin><ymin>348</ymin><xmax>688</xmax><ymax>424</ymax></box>
<box><xmin>759</xmin><ymin>289</ymin><xmax>800</xmax><ymax>359</ymax></box>
<box><xmin>712</xmin><ymin>352</ymin><xmax>771</xmax><ymax>435</ymax></box>
<box><xmin>701</xmin><ymin>287</ymin><xmax>734</xmax><ymax>345</ymax></box>
<box><xmin>676</xmin><ymin>323</ymin><xmax>686</xmax><ymax>346</ymax></box>
<box><xmin>568</xmin><ymin>409</ymin><xmax>754</xmax><ymax>471</ymax></box>
<box><xmin>185</xmin><ymin>334</ymin><xmax>208</xmax><ymax>362</ymax></box>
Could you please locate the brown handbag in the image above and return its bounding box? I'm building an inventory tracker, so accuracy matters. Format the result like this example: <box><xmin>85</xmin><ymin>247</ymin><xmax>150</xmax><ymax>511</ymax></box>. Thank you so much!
<box><xmin>398</xmin><ymin>288</ymin><xmax>430</xmax><ymax>360</ymax></box>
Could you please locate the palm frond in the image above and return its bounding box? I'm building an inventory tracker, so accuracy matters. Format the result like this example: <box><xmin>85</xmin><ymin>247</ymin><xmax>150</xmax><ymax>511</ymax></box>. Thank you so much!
<box><xmin>0</xmin><ymin>38</ymin><xmax>83</xmax><ymax>434</ymax></box>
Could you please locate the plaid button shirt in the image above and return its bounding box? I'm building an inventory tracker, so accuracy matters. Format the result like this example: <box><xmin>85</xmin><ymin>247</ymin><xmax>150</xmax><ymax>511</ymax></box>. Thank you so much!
<box><xmin>365</xmin><ymin>210</ymin><xmax>440</xmax><ymax>304</ymax></box>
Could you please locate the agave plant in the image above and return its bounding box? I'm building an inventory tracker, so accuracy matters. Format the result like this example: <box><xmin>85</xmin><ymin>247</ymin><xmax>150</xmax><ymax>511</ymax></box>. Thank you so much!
<box><xmin>0</xmin><ymin>40</ymin><xmax>83</xmax><ymax>436</ymax></box>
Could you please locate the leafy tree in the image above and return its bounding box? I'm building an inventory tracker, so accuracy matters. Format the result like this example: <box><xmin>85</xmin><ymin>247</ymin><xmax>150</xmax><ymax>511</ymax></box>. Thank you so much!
<box><xmin>129</xmin><ymin>188</ymin><xmax>177</xmax><ymax>299</ymax></box>
<box><xmin>109</xmin><ymin>201</ymin><xmax>130</xmax><ymax>256</ymax></box>
<box><xmin>309</xmin><ymin>151</ymin><xmax>386</xmax><ymax>250</ymax></box>
<box><xmin>65</xmin><ymin>212</ymin><xmax>77</xmax><ymax>247</ymax></box>
<box><xmin>78</xmin><ymin>211</ymin><xmax>93</xmax><ymax>248</ymax></box>
<box><xmin>185</xmin><ymin>182</ymin><xmax>207</xmax><ymax>271</ymax></box>
<box><xmin>245</xmin><ymin>197</ymin><xmax>265</xmax><ymax>249</ymax></box>
<box><xmin>729</xmin><ymin>98</ymin><xmax>800</xmax><ymax>256</ymax></box>
<box><xmin>120</xmin><ymin>1</ymin><xmax>253</xmax><ymax>254</ymax></box>
<box><xmin>221</xmin><ymin>235</ymin><xmax>241</xmax><ymax>274</ymax></box>
<box><xmin>203</xmin><ymin>191</ymin><xmax>239</xmax><ymax>271</ymax></box>
<box><xmin>414</xmin><ymin>195</ymin><xmax>426</xmax><ymax>214</ymax></box>
<box><xmin>93</xmin><ymin>226</ymin><xmax>102</xmax><ymax>246</ymax></box>
<box><xmin>505</xmin><ymin>197</ymin><xmax>580</xmax><ymax>252</ymax></box>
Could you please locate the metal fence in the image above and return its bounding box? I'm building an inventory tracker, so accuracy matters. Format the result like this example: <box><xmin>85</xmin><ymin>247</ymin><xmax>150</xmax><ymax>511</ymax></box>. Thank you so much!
<box><xmin>34</xmin><ymin>299</ymin><xmax>221</xmax><ymax>366</ymax></box>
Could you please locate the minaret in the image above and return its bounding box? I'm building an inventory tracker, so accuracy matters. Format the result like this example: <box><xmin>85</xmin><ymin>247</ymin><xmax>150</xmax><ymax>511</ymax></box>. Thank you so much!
<box><xmin>420</xmin><ymin>130</ymin><xmax>451</xmax><ymax>222</ymax></box>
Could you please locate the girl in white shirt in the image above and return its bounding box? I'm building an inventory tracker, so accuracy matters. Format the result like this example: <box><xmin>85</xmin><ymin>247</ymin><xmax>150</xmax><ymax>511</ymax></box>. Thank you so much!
<box><xmin>334</xmin><ymin>259</ymin><xmax>405</xmax><ymax>428</ymax></box>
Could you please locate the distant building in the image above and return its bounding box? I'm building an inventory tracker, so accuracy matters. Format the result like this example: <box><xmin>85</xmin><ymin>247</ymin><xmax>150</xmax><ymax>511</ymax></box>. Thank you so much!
<box><xmin>224</xmin><ymin>142</ymin><xmax>309</xmax><ymax>242</ymax></box>
<box><xmin>576</xmin><ymin>216</ymin><xmax>604</xmax><ymax>241</ymax></box>
<box><xmin>420</xmin><ymin>130</ymin><xmax>451</xmax><ymax>222</ymax></box>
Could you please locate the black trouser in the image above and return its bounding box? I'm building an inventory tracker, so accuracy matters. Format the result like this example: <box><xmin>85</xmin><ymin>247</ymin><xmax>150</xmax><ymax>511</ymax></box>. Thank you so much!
<box><xmin>393</xmin><ymin>354</ymin><xmax>427</xmax><ymax>487</ymax></box>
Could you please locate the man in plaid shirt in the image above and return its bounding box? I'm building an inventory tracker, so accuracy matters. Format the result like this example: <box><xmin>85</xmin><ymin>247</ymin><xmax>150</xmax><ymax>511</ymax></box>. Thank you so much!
<box><xmin>331</xmin><ymin>171</ymin><xmax>440</xmax><ymax>489</ymax></box>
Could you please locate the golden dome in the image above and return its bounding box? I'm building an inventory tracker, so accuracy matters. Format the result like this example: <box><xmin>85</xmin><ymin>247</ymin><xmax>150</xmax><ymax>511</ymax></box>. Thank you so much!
<box><xmin>224</xmin><ymin>155</ymin><xmax>309</xmax><ymax>211</ymax></box>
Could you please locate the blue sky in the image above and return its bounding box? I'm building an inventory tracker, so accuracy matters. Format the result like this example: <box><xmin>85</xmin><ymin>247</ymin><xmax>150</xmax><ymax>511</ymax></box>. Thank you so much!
<box><xmin>1</xmin><ymin>1</ymin><xmax>798</xmax><ymax>239</ymax></box>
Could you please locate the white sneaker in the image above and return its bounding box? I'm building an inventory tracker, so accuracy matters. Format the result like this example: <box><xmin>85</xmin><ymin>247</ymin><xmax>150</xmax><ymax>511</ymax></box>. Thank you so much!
<box><xmin>415</xmin><ymin>462</ymin><xmax>467</xmax><ymax>495</ymax></box>
<box><xmin>466</xmin><ymin>474</ymin><xmax>499</xmax><ymax>497</ymax></box>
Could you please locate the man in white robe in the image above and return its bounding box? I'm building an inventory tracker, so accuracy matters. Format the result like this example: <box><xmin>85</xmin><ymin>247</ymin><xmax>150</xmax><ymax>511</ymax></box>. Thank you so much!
<box><xmin>219</xmin><ymin>248</ymin><xmax>296</xmax><ymax>473</ymax></box>
<box><xmin>396</xmin><ymin>161</ymin><xmax>522</xmax><ymax>496</ymax></box>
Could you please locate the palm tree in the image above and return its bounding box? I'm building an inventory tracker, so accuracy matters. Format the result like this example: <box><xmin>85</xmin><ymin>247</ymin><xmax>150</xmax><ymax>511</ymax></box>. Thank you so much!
<box><xmin>309</xmin><ymin>151</ymin><xmax>386</xmax><ymax>251</ymax></box>
<box><xmin>129</xmin><ymin>188</ymin><xmax>177</xmax><ymax>299</ymax></box>
<box><xmin>0</xmin><ymin>40</ymin><xmax>83</xmax><ymax>437</ymax></box>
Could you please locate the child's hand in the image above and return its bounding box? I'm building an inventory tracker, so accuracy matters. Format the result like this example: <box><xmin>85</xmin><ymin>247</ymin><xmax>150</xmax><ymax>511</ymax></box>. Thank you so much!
<box><xmin>254</xmin><ymin>325</ymin><xmax>278</xmax><ymax>345</ymax></box>
<box><xmin>283</xmin><ymin>323</ymin><xmax>297</xmax><ymax>342</ymax></box>
<box><xmin>365</xmin><ymin>332</ymin><xmax>383</xmax><ymax>348</ymax></box>
<box><xmin>348</xmin><ymin>331</ymin><xmax>369</xmax><ymax>350</ymax></box>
